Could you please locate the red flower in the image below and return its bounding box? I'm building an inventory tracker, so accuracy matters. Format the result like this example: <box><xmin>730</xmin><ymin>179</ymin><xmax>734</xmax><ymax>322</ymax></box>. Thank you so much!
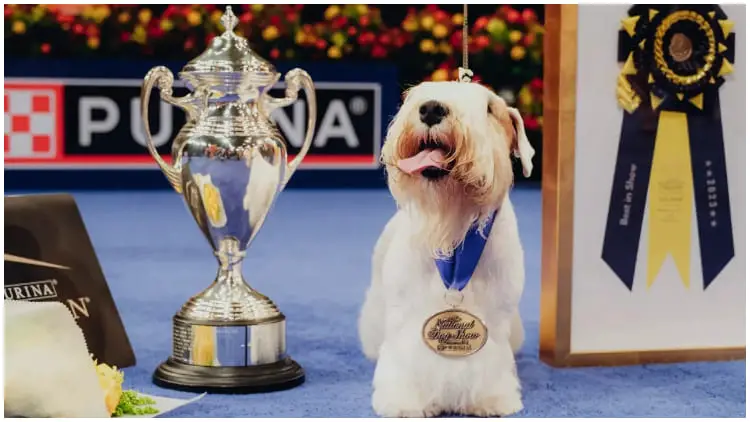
<box><xmin>270</xmin><ymin>48</ymin><xmax>280</xmax><ymax>59</ymax></box>
<box><xmin>530</xmin><ymin>78</ymin><xmax>543</xmax><ymax>91</ymax></box>
<box><xmin>359</xmin><ymin>15</ymin><xmax>369</xmax><ymax>27</ymax></box>
<box><xmin>523</xmin><ymin>33</ymin><xmax>535</xmax><ymax>47</ymax></box>
<box><xmin>347</xmin><ymin>26</ymin><xmax>357</xmax><ymax>36</ymax></box>
<box><xmin>425</xmin><ymin>5</ymin><xmax>438</xmax><ymax>12</ymax></box>
<box><xmin>4</xmin><ymin>7</ymin><xmax>12</xmax><ymax>17</ymax></box>
<box><xmin>371</xmin><ymin>44</ymin><xmax>387</xmax><ymax>58</ymax></box>
<box><xmin>315</xmin><ymin>39</ymin><xmax>327</xmax><ymax>50</ymax></box>
<box><xmin>474</xmin><ymin>35</ymin><xmax>490</xmax><ymax>49</ymax></box>
<box><xmin>434</xmin><ymin>10</ymin><xmax>448</xmax><ymax>22</ymax></box>
<box><xmin>357</xmin><ymin>32</ymin><xmax>375</xmax><ymax>45</ymax></box>
<box><xmin>240</xmin><ymin>12</ymin><xmax>252</xmax><ymax>23</ymax></box>
<box><xmin>474</xmin><ymin>16</ymin><xmax>489</xmax><ymax>30</ymax></box>
<box><xmin>523</xmin><ymin>115</ymin><xmax>539</xmax><ymax>131</ymax></box>
<box><xmin>120</xmin><ymin>32</ymin><xmax>129</xmax><ymax>42</ymax></box>
<box><xmin>506</xmin><ymin>9</ymin><xmax>521</xmax><ymax>24</ymax></box>
<box><xmin>332</xmin><ymin>16</ymin><xmax>346</xmax><ymax>29</ymax></box>
<box><xmin>57</xmin><ymin>14</ymin><xmax>74</xmax><ymax>24</ymax></box>
<box><xmin>378</xmin><ymin>33</ymin><xmax>391</xmax><ymax>46</ymax></box>
<box><xmin>164</xmin><ymin>5</ymin><xmax>178</xmax><ymax>18</ymax></box>
<box><xmin>449</xmin><ymin>31</ymin><xmax>462</xmax><ymax>48</ymax></box>
<box><xmin>86</xmin><ymin>25</ymin><xmax>99</xmax><ymax>38</ymax></box>
<box><xmin>269</xmin><ymin>15</ymin><xmax>280</xmax><ymax>26</ymax></box>
<box><xmin>521</xmin><ymin>8</ymin><xmax>537</xmax><ymax>23</ymax></box>
<box><xmin>285</xmin><ymin>12</ymin><xmax>296</xmax><ymax>22</ymax></box>
<box><xmin>40</xmin><ymin>43</ymin><xmax>51</xmax><ymax>54</ymax></box>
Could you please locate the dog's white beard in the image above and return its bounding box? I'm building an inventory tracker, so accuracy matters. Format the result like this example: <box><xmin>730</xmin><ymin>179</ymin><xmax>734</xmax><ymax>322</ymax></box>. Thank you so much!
<box><xmin>400</xmin><ymin>178</ymin><xmax>494</xmax><ymax>258</ymax></box>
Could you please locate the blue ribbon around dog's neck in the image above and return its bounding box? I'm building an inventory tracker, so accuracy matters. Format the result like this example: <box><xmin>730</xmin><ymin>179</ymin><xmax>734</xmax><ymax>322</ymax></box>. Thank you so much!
<box><xmin>435</xmin><ymin>210</ymin><xmax>498</xmax><ymax>292</ymax></box>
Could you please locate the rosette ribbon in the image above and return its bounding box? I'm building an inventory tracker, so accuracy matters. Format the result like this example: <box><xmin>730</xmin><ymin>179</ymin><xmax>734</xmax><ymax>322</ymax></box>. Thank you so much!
<box><xmin>602</xmin><ymin>5</ymin><xmax>736</xmax><ymax>290</ymax></box>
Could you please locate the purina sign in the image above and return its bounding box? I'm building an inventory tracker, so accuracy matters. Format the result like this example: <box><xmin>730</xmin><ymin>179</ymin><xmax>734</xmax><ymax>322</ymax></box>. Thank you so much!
<box><xmin>4</xmin><ymin>78</ymin><xmax>382</xmax><ymax>170</ymax></box>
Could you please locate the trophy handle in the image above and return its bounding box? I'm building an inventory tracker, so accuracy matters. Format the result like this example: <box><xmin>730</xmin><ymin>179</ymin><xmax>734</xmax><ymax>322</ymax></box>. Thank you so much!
<box><xmin>264</xmin><ymin>69</ymin><xmax>317</xmax><ymax>187</ymax></box>
<box><xmin>141</xmin><ymin>66</ymin><xmax>185</xmax><ymax>193</ymax></box>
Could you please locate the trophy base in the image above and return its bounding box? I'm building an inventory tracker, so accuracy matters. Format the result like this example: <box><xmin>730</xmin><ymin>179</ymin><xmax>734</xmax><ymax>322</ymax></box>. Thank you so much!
<box><xmin>153</xmin><ymin>356</ymin><xmax>305</xmax><ymax>394</ymax></box>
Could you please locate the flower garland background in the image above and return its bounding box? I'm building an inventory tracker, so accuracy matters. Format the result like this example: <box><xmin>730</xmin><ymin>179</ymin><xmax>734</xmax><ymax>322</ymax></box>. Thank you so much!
<box><xmin>4</xmin><ymin>4</ymin><xmax>544</xmax><ymax>134</ymax></box>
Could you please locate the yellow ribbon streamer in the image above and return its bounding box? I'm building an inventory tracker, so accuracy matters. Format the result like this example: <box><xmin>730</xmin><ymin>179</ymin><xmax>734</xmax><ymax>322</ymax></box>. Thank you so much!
<box><xmin>647</xmin><ymin>111</ymin><xmax>693</xmax><ymax>288</ymax></box>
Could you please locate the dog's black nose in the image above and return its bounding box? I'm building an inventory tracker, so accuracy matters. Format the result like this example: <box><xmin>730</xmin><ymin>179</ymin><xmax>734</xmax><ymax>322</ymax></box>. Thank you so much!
<box><xmin>419</xmin><ymin>101</ymin><xmax>449</xmax><ymax>126</ymax></box>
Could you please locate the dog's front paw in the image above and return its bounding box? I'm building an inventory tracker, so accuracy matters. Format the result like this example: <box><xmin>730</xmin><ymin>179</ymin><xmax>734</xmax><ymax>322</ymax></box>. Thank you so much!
<box><xmin>372</xmin><ymin>388</ymin><xmax>439</xmax><ymax>418</ymax></box>
<box><xmin>465</xmin><ymin>392</ymin><xmax>523</xmax><ymax>417</ymax></box>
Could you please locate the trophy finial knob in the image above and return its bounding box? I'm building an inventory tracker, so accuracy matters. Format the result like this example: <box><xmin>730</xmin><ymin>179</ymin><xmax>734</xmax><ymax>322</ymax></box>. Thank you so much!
<box><xmin>221</xmin><ymin>6</ymin><xmax>238</xmax><ymax>33</ymax></box>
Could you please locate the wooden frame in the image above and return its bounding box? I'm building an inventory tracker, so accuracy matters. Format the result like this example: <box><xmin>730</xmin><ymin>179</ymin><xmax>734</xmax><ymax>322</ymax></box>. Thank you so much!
<box><xmin>539</xmin><ymin>4</ymin><xmax>745</xmax><ymax>367</ymax></box>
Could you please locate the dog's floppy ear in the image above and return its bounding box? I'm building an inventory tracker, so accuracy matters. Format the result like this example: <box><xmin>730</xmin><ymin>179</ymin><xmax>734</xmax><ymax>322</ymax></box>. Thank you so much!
<box><xmin>507</xmin><ymin>107</ymin><xmax>535</xmax><ymax>178</ymax></box>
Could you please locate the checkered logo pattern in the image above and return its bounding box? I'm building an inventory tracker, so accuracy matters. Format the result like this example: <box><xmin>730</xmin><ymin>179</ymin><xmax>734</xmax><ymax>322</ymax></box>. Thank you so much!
<box><xmin>4</xmin><ymin>88</ymin><xmax>58</xmax><ymax>159</ymax></box>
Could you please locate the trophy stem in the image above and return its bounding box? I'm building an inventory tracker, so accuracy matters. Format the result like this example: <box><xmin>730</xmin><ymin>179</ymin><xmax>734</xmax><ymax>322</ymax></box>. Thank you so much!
<box><xmin>153</xmin><ymin>236</ymin><xmax>305</xmax><ymax>393</ymax></box>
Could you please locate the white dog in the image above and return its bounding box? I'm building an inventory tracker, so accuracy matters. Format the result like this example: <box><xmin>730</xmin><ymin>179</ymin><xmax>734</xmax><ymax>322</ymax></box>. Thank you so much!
<box><xmin>358</xmin><ymin>81</ymin><xmax>535</xmax><ymax>417</ymax></box>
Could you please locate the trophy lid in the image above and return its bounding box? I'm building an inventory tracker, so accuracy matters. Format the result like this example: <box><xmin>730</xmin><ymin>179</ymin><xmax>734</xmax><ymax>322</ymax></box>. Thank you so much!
<box><xmin>180</xmin><ymin>6</ymin><xmax>278</xmax><ymax>92</ymax></box>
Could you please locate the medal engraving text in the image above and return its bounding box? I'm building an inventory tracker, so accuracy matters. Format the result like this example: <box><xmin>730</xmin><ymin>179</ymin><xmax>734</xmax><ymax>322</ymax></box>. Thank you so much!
<box><xmin>422</xmin><ymin>310</ymin><xmax>488</xmax><ymax>357</ymax></box>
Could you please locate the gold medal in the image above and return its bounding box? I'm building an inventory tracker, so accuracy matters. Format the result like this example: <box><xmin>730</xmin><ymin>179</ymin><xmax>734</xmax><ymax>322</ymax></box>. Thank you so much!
<box><xmin>422</xmin><ymin>309</ymin><xmax>488</xmax><ymax>357</ymax></box>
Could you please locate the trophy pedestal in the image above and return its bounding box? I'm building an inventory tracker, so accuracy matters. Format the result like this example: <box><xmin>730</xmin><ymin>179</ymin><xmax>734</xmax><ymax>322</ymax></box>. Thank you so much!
<box><xmin>153</xmin><ymin>312</ymin><xmax>305</xmax><ymax>393</ymax></box>
<box><xmin>153</xmin><ymin>356</ymin><xmax>304</xmax><ymax>394</ymax></box>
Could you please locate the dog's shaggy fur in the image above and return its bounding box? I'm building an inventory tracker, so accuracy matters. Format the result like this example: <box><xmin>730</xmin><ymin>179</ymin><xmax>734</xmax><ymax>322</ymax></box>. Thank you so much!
<box><xmin>358</xmin><ymin>81</ymin><xmax>535</xmax><ymax>417</ymax></box>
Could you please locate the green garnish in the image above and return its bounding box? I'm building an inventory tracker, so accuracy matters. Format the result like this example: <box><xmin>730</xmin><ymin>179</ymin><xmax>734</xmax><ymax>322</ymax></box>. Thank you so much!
<box><xmin>113</xmin><ymin>390</ymin><xmax>159</xmax><ymax>417</ymax></box>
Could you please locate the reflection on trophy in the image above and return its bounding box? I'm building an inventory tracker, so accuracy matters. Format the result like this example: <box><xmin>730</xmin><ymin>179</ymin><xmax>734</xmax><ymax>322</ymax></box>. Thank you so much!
<box><xmin>140</xmin><ymin>6</ymin><xmax>316</xmax><ymax>392</ymax></box>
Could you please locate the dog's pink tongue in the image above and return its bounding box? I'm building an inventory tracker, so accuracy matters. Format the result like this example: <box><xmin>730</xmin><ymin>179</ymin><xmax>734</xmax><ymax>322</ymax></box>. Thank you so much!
<box><xmin>397</xmin><ymin>149</ymin><xmax>447</xmax><ymax>174</ymax></box>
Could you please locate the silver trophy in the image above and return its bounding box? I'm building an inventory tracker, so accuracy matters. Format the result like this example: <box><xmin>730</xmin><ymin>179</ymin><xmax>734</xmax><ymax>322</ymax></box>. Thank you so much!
<box><xmin>139</xmin><ymin>6</ymin><xmax>315</xmax><ymax>392</ymax></box>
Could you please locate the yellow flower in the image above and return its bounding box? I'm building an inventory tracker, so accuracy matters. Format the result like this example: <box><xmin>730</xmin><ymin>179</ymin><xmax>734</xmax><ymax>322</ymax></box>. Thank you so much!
<box><xmin>332</xmin><ymin>31</ymin><xmax>347</xmax><ymax>47</ymax></box>
<box><xmin>452</xmin><ymin>13</ymin><xmax>463</xmax><ymax>26</ymax></box>
<box><xmin>92</xmin><ymin>359</ymin><xmax>124</xmax><ymax>416</ymax></box>
<box><xmin>87</xmin><ymin>37</ymin><xmax>100</xmax><ymax>49</ymax></box>
<box><xmin>509</xmin><ymin>30</ymin><xmax>522</xmax><ymax>44</ymax></box>
<box><xmin>420</xmin><ymin>15</ymin><xmax>435</xmax><ymax>30</ymax></box>
<box><xmin>432</xmin><ymin>24</ymin><xmax>448</xmax><ymax>39</ymax></box>
<box><xmin>402</xmin><ymin>18</ymin><xmax>418</xmax><ymax>32</ymax></box>
<box><xmin>118</xmin><ymin>12</ymin><xmax>130</xmax><ymax>23</ymax></box>
<box><xmin>510</xmin><ymin>45</ymin><xmax>526</xmax><ymax>61</ymax></box>
<box><xmin>187</xmin><ymin>10</ymin><xmax>202</xmax><ymax>26</ymax></box>
<box><xmin>432</xmin><ymin>68</ymin><xmax>449</xmax><ymax>82</ymax></box>
<box><xmin>487</xmin><ymin>17</ymin><xmax>507</xmax><ymax>37</ymax></box>
<box><xmin>132</xmin><ymin>25</ymin><xmax>147</xmax><ymax>44</ymax></box>
<box><xmin>438</xmin><ymin>41</ymin><xmax>452</xmax><ymax>54</ymax></box>
<box><xmin>262</xmin><ymin>26</ymin><xmax>279</xmax><ymax>41</ymax></box>
<box><xmin>211</xmin><ymin>10</ymin><xmax>222</xmax><ymax>24</ymax></box>
<box><xmin>160</xmin><ymin>19</ymin><xmax>174</xmax><ymax>32</ymax></box>
<box><xmin>356</xmin><ymin>4</ymin><xmax>368</xmax><ymax>15</ymax></box>
<box><xmin>82</xmin><ymin>5</ymin><xmax>95</xmax><ymax>19</ymax></box>
<box><xmin>295</xmin><ymin>30</ymin><xmax>306</xmax><ymax>45</ymax></box>
<box><xmin>285</xmin><ymin>49</ymin><xmax>295</xmax><ymax>59</ymax></box>
<box><xmin>518</xmin><ymin>87</ymin><xmax>533</xmax><ymax>107</ymax></box>
<box><xmin>536</xmin><ymin>116</ymin><xmax>543</xmax><ymax>127</ymax></box>
<box><xmin>419</xmin><ymin>39</ymin><xmax>436</xmax><ymax>53</ymax></box>
<box><xmin>31</xmin><ymin>5</ymin><xmax>46</xmax><ymax>22</ymax></box>
<box><xmin>94</xmin><ymin>6</ymin><xmax>110</xmax><ymax>23</ymax></box>
<box><xmin>327</xmin><ymin>45</ymin><xmax>342</xmax><ymax>59</ymax></box>
<box><xmin>251</xmin><ymin>4</ymin><xmax>264</xmax><ymax>12</ymax></box>
<box><xmin>138</xmin><ymin>8</ymin><xmax>152</xmax><ymax>24</ymax></box>
<box><xmin>324</xmin><ymin>5</ymin><xmax>340</xmax><ymax>20</ymax></box>
<box><xmin>11</xmin><ymin>21</ymin><xmax>25</xmax><ymax>34</ymax></box>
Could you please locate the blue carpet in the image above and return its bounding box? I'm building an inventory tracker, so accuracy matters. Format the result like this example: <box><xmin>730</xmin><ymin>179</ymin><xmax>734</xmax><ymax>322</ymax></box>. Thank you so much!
<box><xmin>64</xmin><ymin>187</ymin><xmax>744</xmax><ymax>417</ymax></box>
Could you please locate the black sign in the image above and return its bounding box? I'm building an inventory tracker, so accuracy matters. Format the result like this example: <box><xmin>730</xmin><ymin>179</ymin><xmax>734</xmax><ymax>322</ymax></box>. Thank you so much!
<box><xmin>61</xmin><ymin>81</ymin><xmax>380</xmax><ymax>165</ymax></box>
<box><xmin>4</xmin><ymin>194</ymin><xmax>135</xmax><ymax>368</ymax></box>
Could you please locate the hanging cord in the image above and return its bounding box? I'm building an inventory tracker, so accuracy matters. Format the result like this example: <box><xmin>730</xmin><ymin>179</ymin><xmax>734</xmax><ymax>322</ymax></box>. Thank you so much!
<box><xmin>458</xmin><ymin>4</ymin><xmax>473</xmax><ymax>82</ymax></box>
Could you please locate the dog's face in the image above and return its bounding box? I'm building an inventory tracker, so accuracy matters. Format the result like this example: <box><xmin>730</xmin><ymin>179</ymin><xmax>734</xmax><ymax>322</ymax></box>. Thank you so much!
<box><xmin>381</xmin><ymin>81</ymin><xmax>535</xmax><ymax>254</ymax></box>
